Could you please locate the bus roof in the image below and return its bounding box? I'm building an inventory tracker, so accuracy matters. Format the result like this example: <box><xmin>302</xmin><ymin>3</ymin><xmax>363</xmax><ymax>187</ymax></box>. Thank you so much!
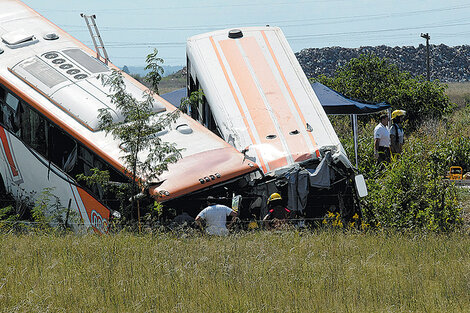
<box><xmin>0</xmin><ymin>0</ymin><xmax>258</xmax><ymax>201</ymax></box>
<box><xmin>186</xmin><ymin>26</ymin><xmax>345</xmax><ymax>175</ymax></box>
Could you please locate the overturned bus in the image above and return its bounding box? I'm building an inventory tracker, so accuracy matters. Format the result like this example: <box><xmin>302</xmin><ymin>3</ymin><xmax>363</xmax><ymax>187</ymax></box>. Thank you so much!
<box><xmin>155</xmin><ymin>26</ymin><xmax>368</xmax><ymax>222</ymax></box>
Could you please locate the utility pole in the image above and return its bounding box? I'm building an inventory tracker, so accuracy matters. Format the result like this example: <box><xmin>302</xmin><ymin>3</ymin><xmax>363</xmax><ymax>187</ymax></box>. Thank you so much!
<box><xmin>420</xmin><ymin>33</ymin><xmax>430</xmax><ymax>81</ymax></box>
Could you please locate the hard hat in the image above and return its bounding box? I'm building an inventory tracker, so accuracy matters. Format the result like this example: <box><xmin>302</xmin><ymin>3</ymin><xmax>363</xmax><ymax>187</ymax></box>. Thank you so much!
<box><xmin>267</xmin><ymin>193</ymin><xmax>282</xmax><ymax>203</ymax></box>
<box><xmin>391</xmin><ymin>110</ymin><xmax>406</xmax><ymax>120</ymax></box>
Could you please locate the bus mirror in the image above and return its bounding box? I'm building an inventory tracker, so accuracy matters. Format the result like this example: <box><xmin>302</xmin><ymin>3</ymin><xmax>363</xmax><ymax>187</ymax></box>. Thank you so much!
<box><xmin>354</xmin><ymin>174</ymin><xmax>368</xmax><ymax>198</ymax></box>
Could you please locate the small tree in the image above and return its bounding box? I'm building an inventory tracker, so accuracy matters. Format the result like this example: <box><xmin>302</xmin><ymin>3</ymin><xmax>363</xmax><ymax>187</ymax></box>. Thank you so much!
<box><xmin>98</xmin><ymin>49</ymin><xmax>181</xmax><ymax>220</ymax></box>
<box><xmin>144</xmin><ymin>49</ymin><xmax>165</xmax><ymax>95</ymax></box>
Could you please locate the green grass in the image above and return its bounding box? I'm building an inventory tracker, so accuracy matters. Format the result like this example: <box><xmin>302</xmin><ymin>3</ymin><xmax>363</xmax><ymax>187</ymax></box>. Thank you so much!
<box><xmin>158</xmin><ymin>75</ymin><xmax>186</xmax><ymax>95</ymax></box>
<box><xmin>0</xmin><ymin>230</ymin><xmax>469</xmax><ymax>312</ymax></box>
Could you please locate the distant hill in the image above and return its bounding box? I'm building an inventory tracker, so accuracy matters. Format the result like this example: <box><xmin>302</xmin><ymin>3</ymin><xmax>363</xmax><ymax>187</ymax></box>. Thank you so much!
<box><xmin>296</xmin><ymin>44</ymin><xmax>470</xmax><ymax>82</ymax></box>
<box><xmin>121</xmin><ymin>65</ymin><xmax>184</xmax><ymax>77</ymax></box>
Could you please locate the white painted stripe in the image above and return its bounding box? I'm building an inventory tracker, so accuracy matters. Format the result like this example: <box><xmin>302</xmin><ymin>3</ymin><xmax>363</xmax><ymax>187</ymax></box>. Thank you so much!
<box><xmin>261</xmin><ymin>31</ymin><xmax>316</xmax><ymax>153</ymax></box>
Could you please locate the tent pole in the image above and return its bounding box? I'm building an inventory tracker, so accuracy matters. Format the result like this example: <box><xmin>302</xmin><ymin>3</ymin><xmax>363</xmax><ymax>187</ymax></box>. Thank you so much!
<box><xmin>352</xmin><ymin>114</ymin><xmax>359</xmax><ymax>168</ymax></box>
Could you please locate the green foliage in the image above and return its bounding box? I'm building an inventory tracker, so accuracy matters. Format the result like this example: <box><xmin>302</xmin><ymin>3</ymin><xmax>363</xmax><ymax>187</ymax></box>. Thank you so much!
<box><xmin>99</xmin><ymin>69</ymin><xmax>181</xmax><ymax>187</ymax></box>
<box><xmin>99</xmin><ymin>72</ymin><xmax>181</xmax><ymax>185</ymax></box>
<box><xmin>317</xmin><ymin>54</ymin><xmax>454</xmax><ymax>130</ymax></box>
<box><xmin>144</xmin><ymin>48</ymin><xmax>164</xmax><ymax>94</ymax></box>
<box><xmin>343</xmin><ymin>109</ymin><xmax>470</xmax><ymax>231</ymax></box>
<box><xmin>31</xmin><ymin>188</ymin><xmax>55</xmax><ymax>231</ymax></box>
<box><xmin>0</xmin><ymin>205</ymin><xmax>19</xmax><ymax>223</ymax></box>
<box><xmin>98</xmin><ymin>49</ymin><xmax>181</xmax><ymax>221</ymax></box>
<box><xmin>362</xmin><ymin>139</ymin><xmax>462</xmax><ymax>231</ymax></box>
<box><xmin>329</xmin><ymin>104</ymin><xmax>470</xmax><ymax>232</ymax></box>
<box><xmin>179</xmin><ymin>89</ymin><xmax>204</xmax><ymax>113</ymax></box>
<box><xmin>430</xmin><ymin>136</ymin><xmax>470</xmax><ymax>174</ymax></box>
<box><xmin>76</xmin><ymin>168</ymin><xmax>111</xmax><ymax>189</ymax></box>
<box><xmin>316</xmin><ymin>54</ymin><xmax>465</xmax><ymax>231</ymax></box>
<box><xmin>29</xmin><ymin>188</ymin><xmax>78</xmax><ymax>233</ymax></box>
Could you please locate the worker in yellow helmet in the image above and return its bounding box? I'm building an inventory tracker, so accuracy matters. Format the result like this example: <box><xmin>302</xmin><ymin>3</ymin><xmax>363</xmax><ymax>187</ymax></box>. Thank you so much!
<box><xmin>390</xmin><ymin>109</ymin><xmax>406</xmax><ymax>155</ymax></box>
<box><xmin>263</xmin><ymin>193</ymin><xmax>291</xmax><ymax>229</ymax></box>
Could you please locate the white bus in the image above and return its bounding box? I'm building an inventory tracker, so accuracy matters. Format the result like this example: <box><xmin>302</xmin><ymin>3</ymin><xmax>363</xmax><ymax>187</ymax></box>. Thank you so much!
<box><xmin>0</xmin><ymin>0</ymin><xmax>259</xmax><ymax>232</ymax></box>
<box><xmin>185</xmin><ymin>27</ymin><xmax>366</xmax><ymax>220</ymax></box>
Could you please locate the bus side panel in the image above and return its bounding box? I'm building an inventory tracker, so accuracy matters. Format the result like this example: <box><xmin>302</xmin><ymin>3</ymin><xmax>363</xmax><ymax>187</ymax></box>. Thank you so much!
<box><xmin>0</xmin><ymin>126</ymin><xmax>109</xmax><ymax>233</ymax></box>
<box><xmin>73</xmin><ymin>187</ymin><xmax>110</xmax><ymax>234</ymax></box>
<box><xmin>0</xmin><ymin>127</ymin><xmax>23</xmax><ymax>186</ymax></box>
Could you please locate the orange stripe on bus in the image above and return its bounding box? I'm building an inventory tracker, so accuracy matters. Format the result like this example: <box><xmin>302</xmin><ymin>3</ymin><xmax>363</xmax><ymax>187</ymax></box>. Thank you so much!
<box><xmin>9</xmin><ymin>69</ymin><xmax>95</xmax><ymax>132</ymax></box>
<box><xmin>240</xmin><ymin>37</ymin><xmax>311</xmax><ymax>164</ymax></box>
<box><xmin>0</xmin><ymin>75</ymin><xmax>126</xmax><ymax>177</ymax></box>
<box><xmin>219</xmin><ymin>39</ymin><xmax>288</xmax><ymax>171</ymax></box>
<box><xmin>77</xmin><ymin>187</ymin><xmax>110</xmax><ymax>234</ymax></box>
<box><xmin>209</xmin><ymin>37</ymin><xmax>268</xmax><ymax>173</ymax></box>
<box><xmin>0</xmin><ymin>127</ymin><xmax>19</xmax><ymax>177</ymax></box>
<box><xmin>261</xmin><ymin>31</ymin><xmax>320</xmax><ymax>158</ymax></box>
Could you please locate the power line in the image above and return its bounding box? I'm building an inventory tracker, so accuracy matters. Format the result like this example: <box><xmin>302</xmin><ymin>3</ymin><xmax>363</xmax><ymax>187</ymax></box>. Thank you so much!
<box><xmin>76</xmin><ymin>20</ymin><xmax>470</xmax><ymax>49</ymax></box>
<box><xmin>57</xmin><ymin>3</ymin><xmax>470</xmax><ymax>33</ymax></box>
<box><xmin>32</xmin><ymin>0</ymin><xmax>348</xmax><ymax>13</ymax></box>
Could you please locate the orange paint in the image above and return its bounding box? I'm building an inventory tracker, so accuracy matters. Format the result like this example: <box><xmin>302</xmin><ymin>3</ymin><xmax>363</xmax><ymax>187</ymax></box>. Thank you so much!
<box><xmin>240</xmin><ymin>36</ymin><xmax>310</xmax><ymax>164</ymax></box>
<box><xmin>261</xmin><ymin>31</ymin><xmax>320</xmax><ymax>158</ymax></box>
<box><xmin>77</xmin><ymin>187</ymin><xmax>110</xmax><ymax>234</ymax></box>
<box><xmin>209</xmin><ymin>37</ymin><xmax>268</xmax><ymax>173</ymax></box>
<box><xmin>219</xmin><ymin>39</ymin><xmax>288</xmax><ymax>171</ymax></box>
<box><xmin>0</xmin><ymin>127</ymin><xmax>19</xmax><ymax>177</ymax></box>
<box><xmin>0</xmin><ymin>75</ymin><xmax>126</xmax><ymax>177</ymax></box>
<box><xmin>151</xmin><ymin>146</ymin><xmax>258</xmax><ymax>201</ymax></box>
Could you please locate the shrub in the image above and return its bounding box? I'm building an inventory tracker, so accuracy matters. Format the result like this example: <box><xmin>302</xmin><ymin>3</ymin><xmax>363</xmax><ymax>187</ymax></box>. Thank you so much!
<box><xmin>317</xmin><ymin>54</ymin><xmax>453</xmax><ymax>131</ymax></box>
<box><xmin>362</xmin><ymin>137</ymin><xmax>462</xmax><ymax>231</ymax></box>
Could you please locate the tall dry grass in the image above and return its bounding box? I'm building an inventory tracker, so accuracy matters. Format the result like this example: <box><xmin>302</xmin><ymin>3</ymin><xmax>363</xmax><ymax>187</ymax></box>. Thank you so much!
<box><xmin>0</xmin><ymin>230</ymin><xmax>469</xmax><ymax>312</ymax></box>
<box><xmin>446</xmin><ymin>82</ymin><xmax>470</xmax><ymax>108</ymax></box>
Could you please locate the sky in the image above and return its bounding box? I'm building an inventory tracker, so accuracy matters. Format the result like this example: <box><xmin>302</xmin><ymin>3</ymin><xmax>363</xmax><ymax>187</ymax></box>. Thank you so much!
<box><xmin>21</xmin><ymin>0</ymin><xmax>470</xmax><ymax>67</ymax></box>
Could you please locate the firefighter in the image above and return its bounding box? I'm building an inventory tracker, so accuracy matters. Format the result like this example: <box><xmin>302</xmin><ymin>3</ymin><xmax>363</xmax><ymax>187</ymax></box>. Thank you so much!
<box><xmin>263</xmin><ymin>193</ymin><xmax>291</xmax><ymax>229</ymax></box>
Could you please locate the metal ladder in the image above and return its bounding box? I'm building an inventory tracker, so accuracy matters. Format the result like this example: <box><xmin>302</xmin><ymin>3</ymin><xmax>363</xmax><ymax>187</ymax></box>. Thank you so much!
<box><xmin>80</xmin><ymin>13</ymin><xmax>109</xmax><ymax>64</ymax></box>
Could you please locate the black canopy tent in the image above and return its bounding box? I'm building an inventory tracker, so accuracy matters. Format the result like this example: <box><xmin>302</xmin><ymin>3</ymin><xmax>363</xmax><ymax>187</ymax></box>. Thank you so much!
<box><xmin>160</xmin><ymin>83</ymin><xmax>390</xmax><ymax>167</ymax></box>
<box><xmin>160</xmin><ymin>88</ymin><xmax>187</xmax><ymax>109</ymax></box>
<box><xmin>311</xmin><ymin>82</ymin><xmax>390</xmax><ymax>115</ymax></box>
<box><xmin>311</xmin><ymin>82</ymin><xmax>390</xmax><ymax>167</ymax></box>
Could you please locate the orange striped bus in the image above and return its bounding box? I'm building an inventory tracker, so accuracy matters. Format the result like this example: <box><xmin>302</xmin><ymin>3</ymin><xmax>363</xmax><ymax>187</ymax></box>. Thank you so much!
<box><xmin>184</xmin><ymin>27</ymin><xmax>367</xmax><ymax>220</ymax></box>
<box><xmin>0</xmin><ymin>0</ymin><xmax>258</xmax><ymax>232</ymax></box>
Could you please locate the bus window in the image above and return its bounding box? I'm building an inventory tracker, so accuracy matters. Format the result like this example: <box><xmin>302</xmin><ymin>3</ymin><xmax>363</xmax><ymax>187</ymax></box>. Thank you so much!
<box><xmin>49</xmin><ymin>126</ymin><xmax>77</xmax><ymax>172</ymax></box>
<box><xmin>4</xmin><ymin>93</ymin><xmax>20</xmax><ymax>134</ymax></box>
<box><xmin>78</xmin><ymin>146</ymin><xmax>93</xmax><ymax>175</ymax></box>
<box><xmin>20</xmin><ymin>103</ymin><xmax>48</xmax><ymax>156</ymax></box>
<box><xmin>75</xmin><ymin>145</ymin><xmax>128</xmax><ymax>205</ymax></box>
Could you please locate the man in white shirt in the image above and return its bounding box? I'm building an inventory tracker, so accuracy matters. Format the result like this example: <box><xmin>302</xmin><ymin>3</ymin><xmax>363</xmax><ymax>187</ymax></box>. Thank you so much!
<box><xmin>374</xmin><ymin>112</ymin><xmax>390</xmax><ymax>165</ymax></box>
<box><xmin>195</xmin><ymin>197</ymin><xmax>238</xmax><ymax>235</ymax></box>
